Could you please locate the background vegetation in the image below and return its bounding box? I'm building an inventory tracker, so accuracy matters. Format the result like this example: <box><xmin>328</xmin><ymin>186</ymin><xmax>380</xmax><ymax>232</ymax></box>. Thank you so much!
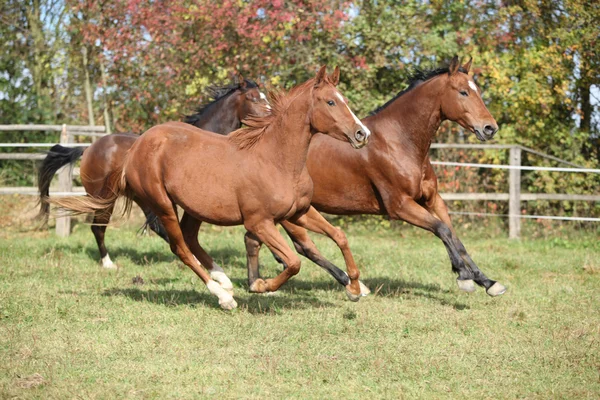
<box><xmin>1</xmin><ymin>0</ymin><xmax>599</xmax><ymax>220</ymax></box>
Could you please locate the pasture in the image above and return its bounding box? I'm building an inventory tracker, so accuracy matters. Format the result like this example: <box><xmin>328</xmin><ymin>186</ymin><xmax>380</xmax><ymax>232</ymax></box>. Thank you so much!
<box><xmin>1</xmin><ymin>197</ymin><xmax>599</xmax><ymax>398</ymax></box>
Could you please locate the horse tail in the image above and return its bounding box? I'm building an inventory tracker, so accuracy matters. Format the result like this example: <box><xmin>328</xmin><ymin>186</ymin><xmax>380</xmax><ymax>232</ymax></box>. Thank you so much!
<box><xmin>36</xmin><ymin>144</ymin><xmax>86</xmax><ymax>224</ymax></box>
<box><xmin>46</xmin><ymin>163</ymin><xmax>134</xmax><ymax>222</ymax></box>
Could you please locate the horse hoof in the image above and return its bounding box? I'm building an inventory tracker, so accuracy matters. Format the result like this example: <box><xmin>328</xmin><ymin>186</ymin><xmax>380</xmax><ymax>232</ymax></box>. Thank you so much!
<box><xmin>219</xmin><ymin>297</ymin><xmax>238</xmax><ymax>310</ymax></box>
<box><xmin>359</xmin><ymin>280</ymin><xmax>371</xmax><ymax>296</ymax></box>
<box><xmin>486</xmin><ymin>282</ymin><xmax>507</xmax><ymax>297</ymax></box>
<box><xmin>345</xmin><ymin>285</ymin><xmax>362</xmax><ymax>302</ymax></box>
<box><xmin>457</xmin><ymin>279</ymin><xmax>476</xmax><ymax>293</ymax></box>
<box><xmin>249</xmin><ymin>279</ymin><xmax>268</xmax><ymax>293</ymax></box>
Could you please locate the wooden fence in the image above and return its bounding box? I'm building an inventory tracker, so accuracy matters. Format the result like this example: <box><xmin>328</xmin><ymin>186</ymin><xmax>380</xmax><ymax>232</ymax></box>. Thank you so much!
<box><xmin>0</xmin><ymin>124</ymin><xmax>106</xmax><ymax>237</ymax></box>
<box><xmin>1</xmin><ymin>128</ymin><xmax>599</xmax><ymax>238</ymax></box>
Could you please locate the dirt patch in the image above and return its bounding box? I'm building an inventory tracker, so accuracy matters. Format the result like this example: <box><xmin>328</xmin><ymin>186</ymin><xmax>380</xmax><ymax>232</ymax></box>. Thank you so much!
<box><xmin>15</xmin><ymin>373</ymin><xmax>45</xmax><ymax>389</ymax></box>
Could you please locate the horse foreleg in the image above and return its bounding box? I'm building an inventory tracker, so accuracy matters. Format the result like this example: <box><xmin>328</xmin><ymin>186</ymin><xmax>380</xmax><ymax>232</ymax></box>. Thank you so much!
<box><xmin>389</xmin><ymin>197</ymin><xmax>473</xmax><ymax>284</ymax></box>
<box><xmin>285</xmin><ymin>207</ymin><xmax>369</xmax><ymax>300</ymax></box>
<box><xmin>244</xmin><ymin>219</ymin><xmax>302</xmax><ymax>293</ymax></box>
<box><xmin>179</xmin><ymin>212</ymin><xmax>234</xmax><ymax>295</ymax></box>
<box><xmin>91</xmin><ymin>206</ymin><xmax>117</xmax><ymax>269</ymax></box>
<box><xmin>428</xmin><ymin>194</ymin><xmax>506</xmax><ymax>296</ymax></box>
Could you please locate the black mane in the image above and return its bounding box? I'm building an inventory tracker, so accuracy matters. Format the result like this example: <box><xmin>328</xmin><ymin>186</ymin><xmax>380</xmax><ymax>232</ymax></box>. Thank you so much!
<box><xmin>184</xmin><ymin>79</ymin><xmax>259</xmax><ymax>125</ymax></box>
<box><xmin>370</xmin><ymin>66</ymin><xmax>467</xmax><ymax>115</ymax></box>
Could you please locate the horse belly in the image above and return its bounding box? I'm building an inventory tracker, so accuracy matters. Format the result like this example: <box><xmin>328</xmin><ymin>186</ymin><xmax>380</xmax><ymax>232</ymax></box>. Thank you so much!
<box><xmin>166</xmin><ymin>172</ymin><xmax>243</xmax><ymax>226</ymax></box>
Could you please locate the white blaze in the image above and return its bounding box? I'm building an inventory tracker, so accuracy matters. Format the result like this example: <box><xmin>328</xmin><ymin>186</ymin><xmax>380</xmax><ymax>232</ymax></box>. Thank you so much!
<box><xmin>335</xmin><ymin>92</ymin><xmax>371</xmax><ymax>139</ymax></box>
<box><xmin>259</xmin><ymin>91</ymin><xmax>271</xmax><ymax>110</ymax></box>
<box><xmin>468</xmin><ymin>80</ymin><xmax>478</xmax><ymax>93</ymax></box>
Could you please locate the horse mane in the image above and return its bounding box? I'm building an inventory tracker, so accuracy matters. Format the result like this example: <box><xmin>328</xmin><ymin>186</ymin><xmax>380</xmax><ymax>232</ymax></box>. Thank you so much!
<box><xmin>370</xmin><ymin>65</ymin><xmax>468</xmax><ymax>115</ymax></box>
<box><xmin>184</xmin><ymin>79</ymin><xmax>259</xmax><ymax>125</ymax></box>
<box><xmin>228</xmin><ymin>78</ymin><xmax>317</xmax><ymax>150</ymax></box>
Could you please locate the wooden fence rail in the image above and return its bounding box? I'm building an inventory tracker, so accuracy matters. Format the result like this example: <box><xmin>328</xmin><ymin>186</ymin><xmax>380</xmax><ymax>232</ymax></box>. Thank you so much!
<box><xmin>1</xmin><ymin>133</ymin><xmax>599</xmax><ymax>238</ymax></box>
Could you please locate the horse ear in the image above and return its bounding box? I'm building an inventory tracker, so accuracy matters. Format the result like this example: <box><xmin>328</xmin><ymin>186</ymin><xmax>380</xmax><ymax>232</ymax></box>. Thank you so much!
<box><xmin>315</xmin><ymin>65</ymin><xmax>327</xmax><ymax>85</ymax></box>
<box><xmin>329</xmin><ymin>66</ymin><xmax>340</xmax><ymax>86</ymax></box>
<box><xmin>462</xmin><ymin>57</ymin><xmax>473</xmax><ymax>73</ymax></box>
<box><xmin>238</xmin><ymin>73</ymin><xmax>247</xmax><ymax>89</ymax></box>
<box><xmin>449</xmin><ymin>56</ymin><xmax>460</xmax><ymax>75</ymax></box>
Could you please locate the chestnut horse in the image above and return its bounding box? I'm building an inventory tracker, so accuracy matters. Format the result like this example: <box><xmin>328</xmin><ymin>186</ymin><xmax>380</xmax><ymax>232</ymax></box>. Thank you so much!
<box><xmin>249</xmin><ymin>57</ymin><xmax>506</xmax><ymax>297</ymax></box>
<box><xmin>48</xmin><ymin>66</ymin><xmax>371</xmax><ymax>310</ymax></box>
<box><xmin>38</xmin><ymin>76</ymin><xmax>270</xmax><ymax>268</ymax></box>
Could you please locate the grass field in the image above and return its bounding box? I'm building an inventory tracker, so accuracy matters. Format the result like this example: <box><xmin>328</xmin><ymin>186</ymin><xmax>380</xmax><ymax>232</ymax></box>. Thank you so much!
<box><xmin>1</xmin><ymin>198</ymin><xmax>599</xmax><ymax>398</ymax></box>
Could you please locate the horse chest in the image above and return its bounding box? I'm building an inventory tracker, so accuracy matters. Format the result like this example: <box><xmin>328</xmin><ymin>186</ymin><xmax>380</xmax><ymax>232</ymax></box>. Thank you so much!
<box><xmin>272</xmin><ymin>177</ymin><xmax>313</xmax><ymax>219</ymax></box>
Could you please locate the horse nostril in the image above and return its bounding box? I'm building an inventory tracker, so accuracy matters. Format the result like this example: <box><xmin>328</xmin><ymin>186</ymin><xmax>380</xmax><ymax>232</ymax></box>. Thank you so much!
<box><xmin>355</xmin><ymin>130</ymin><xmax>365</xmax><ymax>142</ymax></box>
<box><xmin>484</xmin><ymin>125</ymin><xmax>497</xmax><ymax>136</ymax></box>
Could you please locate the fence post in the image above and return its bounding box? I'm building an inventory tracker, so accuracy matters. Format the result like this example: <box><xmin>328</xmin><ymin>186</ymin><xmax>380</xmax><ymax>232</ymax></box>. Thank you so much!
<box><xmin>509</xmin><ymin>146</ymin><xmax>522</xmax><ymax>239</ymax></box>
<box><xmin>55</xmin><ymin>124</ymin><xmax>73</xmax><ymax>237</ymax></box>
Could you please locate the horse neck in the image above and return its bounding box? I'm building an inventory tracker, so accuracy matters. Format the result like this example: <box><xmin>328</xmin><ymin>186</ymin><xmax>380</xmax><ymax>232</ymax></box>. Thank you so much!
<box><xmin>369</xmin><ymin>77</ymin><xmax>444</xmax><ymax>160</ymax></box>
<box><xmin>259</xmin><ymin>93</ymin><xmax>312</xmax><ymax>176</ymax></box>
<box><xmin>191</xmin><ymin>93</ymin><xmax>241</xmax><ymax>134</ymax></box>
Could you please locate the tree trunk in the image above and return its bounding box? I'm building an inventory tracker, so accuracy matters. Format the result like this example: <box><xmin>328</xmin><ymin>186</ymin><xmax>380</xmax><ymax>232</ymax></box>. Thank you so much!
<box><xmin>82</xmin><ymin>45</ymin><xmax>95</xmax><ymax>127</ymax></box>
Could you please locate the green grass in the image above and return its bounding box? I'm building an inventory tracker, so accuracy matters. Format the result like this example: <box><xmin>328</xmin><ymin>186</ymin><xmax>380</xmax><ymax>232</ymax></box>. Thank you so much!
<box><xmin>1</xmin><ymin>213</ymin><xmax>599</xmax><ymax>398</ymax></box>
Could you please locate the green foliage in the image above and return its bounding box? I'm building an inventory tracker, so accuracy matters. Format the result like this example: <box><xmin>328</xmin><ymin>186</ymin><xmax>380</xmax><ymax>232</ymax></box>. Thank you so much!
<box><xmin>0</xmin><ymin>0</ymin><xmax>598</xmax><ymax>216</ymax></box>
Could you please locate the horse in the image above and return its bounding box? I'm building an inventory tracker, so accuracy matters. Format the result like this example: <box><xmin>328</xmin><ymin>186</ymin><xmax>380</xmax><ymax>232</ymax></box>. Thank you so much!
<box><xmin>247</xmin><ymin>56</ymin><xmax>507</xmax><ymax>297</ymax></box>
<box><xmin>47</xmin><ymin>66</ymin><xmax>371</xmax><ymax>310</ymax></box>
<box><xmin>38</xmin><ymin>75</ymin><xmax>270</xmax><ymax>269</ymax></box>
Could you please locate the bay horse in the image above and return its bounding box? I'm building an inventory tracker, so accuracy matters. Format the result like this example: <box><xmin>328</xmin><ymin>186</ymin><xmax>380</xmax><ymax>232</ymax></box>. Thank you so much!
<box><xmin>48</xmin><ymin>66</ymin><xmax>371</xmax><ymax>310</ymax></box>
<box><xmin>248</xmin><ymin>56</ymin><xmax>506</xmax><ymax>297</ymax></box>
<box><xmin>38</xmin><ymin>76</ymin><xmax>270</xmax><ymax>269</ymax></box>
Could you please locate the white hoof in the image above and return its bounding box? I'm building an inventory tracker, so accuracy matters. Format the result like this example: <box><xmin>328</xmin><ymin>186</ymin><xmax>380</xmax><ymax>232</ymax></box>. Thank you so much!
<box><xmin>457</xmin><ymin>279</ymin><xmax>476</xmax><ymax>293</ymax></box>
<box><xmin>486</xmin><ymin>282</ymin><xmax>507</xmax><ymax>297</ymax></box>
<box><xmin>207</xmin><ymin>280</ymin><xmax>237</xmax><ymax>310</ymax></box>
<box><xmin>359</xmin><ymin>280</ymin><xmax>371</xmax><ymax>296</ymax></box>
<box><xmin>101</xmin><ymin>255</ymin><xmax>117</xmax><ymax>269</ymax></box>
<box><xmin>345</xmin><ymin>286</ymin><xmax>361</xmax><ymax>302</ymax></box>
<box><xmin>219</xmin><ymin>297</ymin><xmax>238</xmax><ymax>310</ymax></box>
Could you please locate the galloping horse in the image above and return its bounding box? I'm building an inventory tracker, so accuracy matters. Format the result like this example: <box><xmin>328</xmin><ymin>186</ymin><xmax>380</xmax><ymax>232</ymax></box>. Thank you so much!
<box><xmin>248</xmin><ymin>57</ymin><xmax>506</xmax><ymax>297</ymax></box>
<box><xmin>38</xmin><ymin>76</ymin><xmax>270</xmax><ymax>269</ymax></box>
<box><xmin>48</xmin><ymin>66</ymin><xmax>371</xmax><ymax>309</ymax></box>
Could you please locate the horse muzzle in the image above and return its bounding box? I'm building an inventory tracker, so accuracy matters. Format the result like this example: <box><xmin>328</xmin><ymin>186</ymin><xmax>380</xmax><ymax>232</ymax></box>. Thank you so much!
<box><xmin>473</xmin><ymin>123</ymin><xmax>498</xmax><ymax>141</ymax></box>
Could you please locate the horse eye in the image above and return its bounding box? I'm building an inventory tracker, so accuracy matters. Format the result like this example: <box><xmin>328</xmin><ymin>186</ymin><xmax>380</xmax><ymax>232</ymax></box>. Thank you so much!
<box><xmin>460</xmin><ymin>90</ymin><xmax>468</xmax><ymax>97</ymax></box>
<box><xmin>327</xmin><ymin>100</ymin><xmax>336</xmax><ymax>106</ymax></box>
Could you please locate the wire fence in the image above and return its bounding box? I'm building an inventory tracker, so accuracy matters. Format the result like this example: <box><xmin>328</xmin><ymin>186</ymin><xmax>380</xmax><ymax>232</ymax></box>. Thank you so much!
<box><xmin>1</xmin><ymin>125</ymin><xmax>598</xmax><ymax>237</ymax></box>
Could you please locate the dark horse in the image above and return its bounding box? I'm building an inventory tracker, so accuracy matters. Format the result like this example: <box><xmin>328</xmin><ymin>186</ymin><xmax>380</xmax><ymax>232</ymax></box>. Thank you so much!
<box><xmin>38</xmin><ymin>76</ymin><xmax>270</xmax><ymax>269</ymax></box>
<box><xmin>48</xmin><ymin>66</ymin><xmax>370</xmax><ymax>309</ymax></box>
<box><xmin>248</xmin><ymin>56</ymin><xmax>506</xmax><ymax>297</ymax></box>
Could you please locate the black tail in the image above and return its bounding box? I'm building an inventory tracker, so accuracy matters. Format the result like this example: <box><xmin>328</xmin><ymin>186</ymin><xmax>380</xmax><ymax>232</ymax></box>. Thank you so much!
<box><xmin>37</xmin><ymin>144</ymin><xmax>86</xmax><ymax>224</ymax></box>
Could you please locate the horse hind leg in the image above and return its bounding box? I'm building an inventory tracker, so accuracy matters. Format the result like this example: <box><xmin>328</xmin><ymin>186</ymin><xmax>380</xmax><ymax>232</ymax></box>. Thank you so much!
<box><xmin>137</xmin><ymin>199</ymin><xmax>170</xmax><ymax>244</ymax></box>
<box><xmin>180</xmin><ymin>212</ymin><xmax>234</xmax><ymax>295</ymax></box>
<box><xmin>244</xmin><ymin>231</ymin><xmax>264</xmax><ymax>292</ymax></box>
<box><xmin>91</xmin><ymin>206</ymin><xmax>117</xmax><ymax>269</ymax></box>
<box><xmin>145</xmin><ymin>195</ymin><xmax>236</xmax><ymax>310</ymax></box>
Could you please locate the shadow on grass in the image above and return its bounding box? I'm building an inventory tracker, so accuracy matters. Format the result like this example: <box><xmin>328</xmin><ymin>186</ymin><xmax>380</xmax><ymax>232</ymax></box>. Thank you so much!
<box><xmin>362</xmin><ymin>277</ymin><xmax>470</xmax><ymax>310</ymax></box>
<box><xmin>84</xmin><ymin>246</ymin><xmax>175</xmax><ymax>265</ymax></box>
<box><xmin>103</xmin><ymin>287</ymin><xmax>335</xmax><ymax>313</ymax></box>
<box><xmin>362</xmin><ymin>277</ymin><xmax>444</xmax><ymax>296</ymax></box>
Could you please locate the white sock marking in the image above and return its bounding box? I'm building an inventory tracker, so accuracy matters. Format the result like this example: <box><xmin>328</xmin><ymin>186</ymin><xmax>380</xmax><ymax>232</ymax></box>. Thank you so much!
<box><xmin>101</xmin><ymin>254</ymin><xmax>116</xmax><ymax>269</ymax></box>
<box><xmin>207</xmin><ymin>280</ymin><xmax>236</xmax><ymax>309</ymax></box>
